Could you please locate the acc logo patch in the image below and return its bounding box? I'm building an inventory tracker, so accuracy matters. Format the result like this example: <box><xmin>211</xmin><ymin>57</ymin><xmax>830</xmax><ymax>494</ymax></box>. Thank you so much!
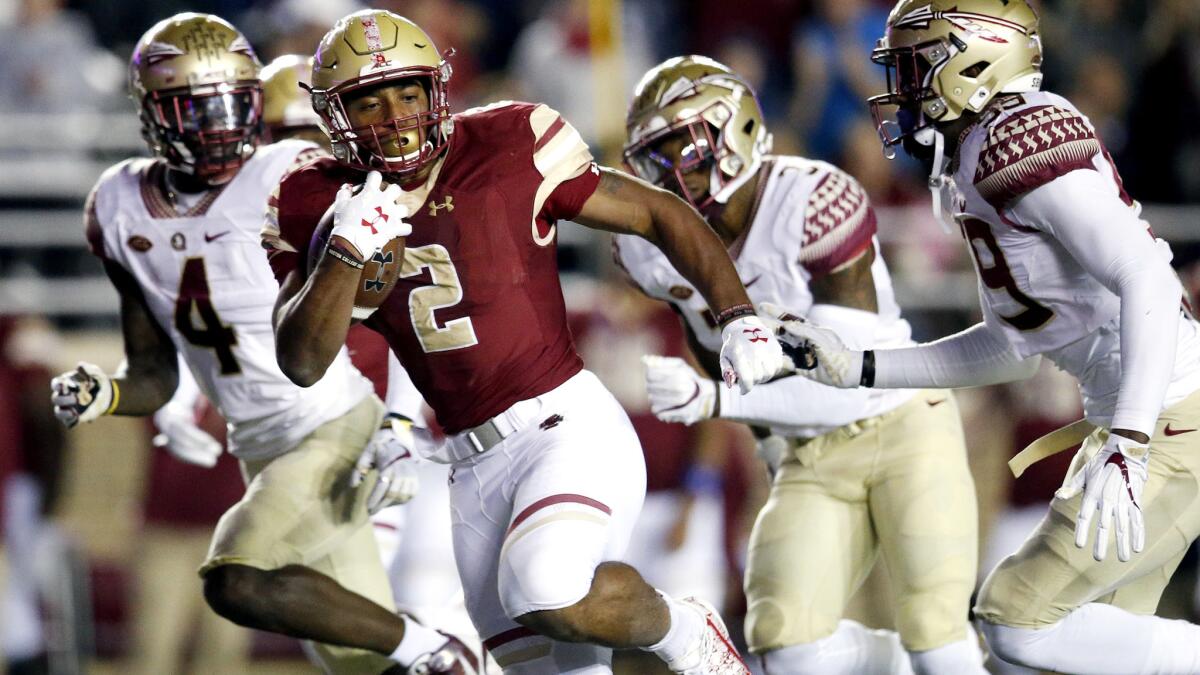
<box><xmin>127</xmin><ymin>235</ymin><xmax>153</xmax><ymax>252</ymax></box>
<box><xmin>170</xmin><ymin>232</ymin><xmax>187</xmax><ymax>250</ymax></box>
<box><xmin>668</xmin><ymin>285</ymin><xmax>694</xmax><ymax>300</ymax></box>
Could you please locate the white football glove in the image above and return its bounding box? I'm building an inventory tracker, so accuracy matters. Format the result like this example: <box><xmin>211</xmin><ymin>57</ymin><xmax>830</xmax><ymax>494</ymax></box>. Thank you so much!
<box><xmin>760</xmin><ymin>302</ymin><xmax>864</xmax><ymax>389</ymax></box>
<box><xmin>152</xmin><ymin>402</ymin><xmax>222</xmax><ymax>468</ymax></box>
<box><xmin>1057</xmin><ymin>433</ymin><xmax>1149</xmax><ymax>563</ymax></box>
<box><xmin>331</xmin><ymin>170</ymin><xmax>413</xmax><ymax>261</ymax></box>
<box><xmin>50</xmin><ymin>362</ymin><xmax>114</xmax><ymax>428</ymax></box>
<box><xmin>718</xmin><ymin>314</ymin><xmax>792</xmax><ymax>394</ymax></box>
<box><xmin>352</xmin><ymin>414</ymin><xmax>421</xmax><ymax>514</ymax></box>
<box><xmin>642</xmin><ymin>355</ymin><xmax>716</xmax><ymax>425</ymax></box>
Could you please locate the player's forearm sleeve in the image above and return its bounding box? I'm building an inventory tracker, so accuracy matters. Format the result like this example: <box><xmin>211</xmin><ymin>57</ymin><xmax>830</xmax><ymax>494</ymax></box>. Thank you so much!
<box><xmin>718</xmin><ymin>371</ymin><xmax>877</xmax><ymax>427</ymax></box>
<box><xmin>873</xmin><ymin>321</ymin><xmax>1040</xmax><ymax>388</ymax></box>
<box><xmin>1010</xmin><ymin>170</ymin><xmax>1181</xmax><ymax>436</ymax></box>
<box><xmin>384</xmin><ymin>351</ymin><xmax>427</xmax><ymax>425</ymax></box>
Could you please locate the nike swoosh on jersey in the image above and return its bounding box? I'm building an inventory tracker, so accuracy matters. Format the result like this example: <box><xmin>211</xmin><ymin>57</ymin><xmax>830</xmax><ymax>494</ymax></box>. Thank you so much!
<box><xmin>1164</xmin><ymin>424</ymin><xmax>1196</xmax><ymax>436</ymax></box>
<box><xmin>204</xmin><ymin>231</ymin><xmax>232</xmax><ymax>243</ymax></box>
<box><xmin>744</xmin><ymin>275</ymin><xmax>762</xmax><ymax>288</ymax></box>
<box><xmin>927</xmin><ymin>398</ymin><xmax>947</xmax><ymax>407</ymax></box>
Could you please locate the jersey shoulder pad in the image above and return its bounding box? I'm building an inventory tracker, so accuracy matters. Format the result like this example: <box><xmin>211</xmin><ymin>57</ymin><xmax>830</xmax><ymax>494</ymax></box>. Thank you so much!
<box><xmin>796</xmin><ymin>162</ymin><xmax>876</xmax><ymax>277</ymax></box>
<box><xmin>972</xmin><ymin>102</ymin><xmax>1101</xmax><ymax>209</ymax></box>
<box><xmin>611</xmin><ymin>233</ymin><xmax>679</xmax><ymax>301</ymax></box>
<box><xmin>85</xmin><ymin>158</ymin><xmax>146</xmax><ymax>259</ymax></box>
<box><xmin>263</xmin><ymin>156</ymin><xmax>354</xmax><ymax>254</ymax></box>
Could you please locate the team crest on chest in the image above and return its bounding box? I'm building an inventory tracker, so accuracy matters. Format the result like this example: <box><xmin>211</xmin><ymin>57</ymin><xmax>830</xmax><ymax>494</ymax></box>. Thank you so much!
<box><xmin>127</xmin><ymin>235</ymin><xmax>153</xmax><ymax>252</ymax></box>
<box><xmin>428</xmin><ymin>195</ymin><xmax>454</xmax><ymax>216</ymax></box>
<box><xmin>171</xmin><ymin>232</ymin><xmax>187</xmax><ymax>250</ymax></box>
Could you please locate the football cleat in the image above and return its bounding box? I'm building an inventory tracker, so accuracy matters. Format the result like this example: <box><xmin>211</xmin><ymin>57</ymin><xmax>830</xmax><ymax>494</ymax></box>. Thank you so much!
<box><xmin>668</xmin><ymin>597</ymin><xmax>750</xmax><ymax>675</ymax></box>
<box><xmin>408</xmin><ymin>633</ymin><xmax>481</xmax><ymax>675</ymax></box>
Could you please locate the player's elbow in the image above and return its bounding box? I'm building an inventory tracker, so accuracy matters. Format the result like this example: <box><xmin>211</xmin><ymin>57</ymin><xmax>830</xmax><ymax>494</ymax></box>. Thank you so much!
<box><xmin>276</xmin><ymin>343</ymin><xmax>325</xmax><ymax>388</ymax></box>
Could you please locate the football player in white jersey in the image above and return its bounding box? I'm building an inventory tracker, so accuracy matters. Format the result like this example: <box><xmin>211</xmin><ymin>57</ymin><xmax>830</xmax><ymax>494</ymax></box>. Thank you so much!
<box><xmin>47</xmin><ymin>14</ymin><xmax>476</xmax><ymax>675</ymax></box>
<box><xmin>777</xmin><ymin>1</ymin><xmax>1200</xmax><ymax>673</ymax></box>
<box><xmin>615</xmin><ymin>56</ymin><xmax>985</xmax><ymax>675</ymax></box>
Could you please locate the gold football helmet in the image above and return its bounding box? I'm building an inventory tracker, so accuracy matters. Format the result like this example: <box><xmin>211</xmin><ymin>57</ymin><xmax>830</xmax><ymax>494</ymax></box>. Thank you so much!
<box><xmin>129</xmin><ymin>13</ymin><xmax>262</xmax><ymax>177</ymax></box>
<box><xmin>261</xmin><ymin>54</ymin><xmax>327</xmax><ymax>147</ymax></box>
<box><xmin>309</xmin><ymin>10</ymin><xmax>452</xmax><ymax>174</ymax></box>
<box><xmin>624</xmin><ymin>55</ymin><xmax>771</xmax><ymax>210</ymax></box>
<box><xmin>869</xmin><ymin>0</ymin><xmax>1042</xmax><ymax>153</ymax></box>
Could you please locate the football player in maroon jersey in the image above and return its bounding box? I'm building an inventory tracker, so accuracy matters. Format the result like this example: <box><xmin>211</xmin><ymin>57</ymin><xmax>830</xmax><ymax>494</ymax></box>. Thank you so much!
<box><xmin>264</xmin><ymin>10</ymin><xmax>789</xmax><ymax>675</ymax></box>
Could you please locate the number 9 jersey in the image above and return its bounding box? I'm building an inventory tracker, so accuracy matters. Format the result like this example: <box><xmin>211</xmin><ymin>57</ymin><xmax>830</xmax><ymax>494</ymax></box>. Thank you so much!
<box><xmin>85</xmin><ymin>139</ymin><xmax>375</xmax><ymax>460</ymax></box>
<box><xmin>951</xmin><ymin>90</ymin><xmax>1200</xmax><ymax>427</ymax></box>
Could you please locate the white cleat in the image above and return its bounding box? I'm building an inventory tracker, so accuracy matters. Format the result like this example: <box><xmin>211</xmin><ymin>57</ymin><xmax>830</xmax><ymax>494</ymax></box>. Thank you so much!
<box><xmin>667</xmin><ymin>597</ymin><xmax>751</xmax><ymax>675</ymax></box>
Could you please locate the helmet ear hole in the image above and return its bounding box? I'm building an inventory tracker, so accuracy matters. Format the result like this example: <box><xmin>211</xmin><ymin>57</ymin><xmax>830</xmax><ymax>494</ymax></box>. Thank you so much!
<box><xmin>742</xmin><ymin>119</ymin><xmax>755</xmax><ymax>135</ymax></box>
<box><xmin>960</xmin><ymin>61</ymin><xmax>990</xmax><ymax>78</ymax></box>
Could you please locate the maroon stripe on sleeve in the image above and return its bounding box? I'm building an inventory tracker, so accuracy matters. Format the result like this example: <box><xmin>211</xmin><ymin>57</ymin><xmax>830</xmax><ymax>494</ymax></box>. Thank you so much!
<box><xmin>533</xmin><ymin>116</ymin><xmax>566</xmax><ymax>153</ymax></box>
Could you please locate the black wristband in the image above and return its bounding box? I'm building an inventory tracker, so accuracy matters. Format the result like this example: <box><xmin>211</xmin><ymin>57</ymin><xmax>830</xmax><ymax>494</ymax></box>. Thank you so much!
<box><xmin>714</xmin><ymin>303</ymin><xmax>755</xmax><ymax>326</ymax></box>
<box><xmin>859</xmin><ymin>350</ymin><xmax>876</xmax><ymax>388</ymax></box>
<box><xmin>326</xmin><ymin>242</ymin><xmax>365</xmax><ymax>269</ymax></box>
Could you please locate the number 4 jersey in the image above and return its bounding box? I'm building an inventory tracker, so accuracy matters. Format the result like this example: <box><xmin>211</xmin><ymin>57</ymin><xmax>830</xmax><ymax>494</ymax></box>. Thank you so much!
<box><xmin>85</xmin><ymin>139</ymin><xmax>374</xmax><ymax>460</ymax></box>
<box><xmin>951</xmin><ymin>90</ymin><xmax>1200</xmax><ymax>427</ymax></box>
<box><xmin>264</xmin><ymin>102</ymin><xmax>601</xmax><ymax>434</ymax></box>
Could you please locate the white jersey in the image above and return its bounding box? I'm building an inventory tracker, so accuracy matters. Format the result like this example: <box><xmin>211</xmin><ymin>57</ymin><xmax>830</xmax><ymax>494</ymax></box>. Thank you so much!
<box><xmin>85</xmin><ymin>141</ymin><xmax>374</xmax><ymax>460</ymax></box>
<box><xmin>615</xmin><ymin>156</ymin><xmax>916</xmax><ymax>437</ymax></box>
<box><xmin>951</xmin><ymin>90</ymin><xmax>1200</xmax><ymax>426</ymax></box>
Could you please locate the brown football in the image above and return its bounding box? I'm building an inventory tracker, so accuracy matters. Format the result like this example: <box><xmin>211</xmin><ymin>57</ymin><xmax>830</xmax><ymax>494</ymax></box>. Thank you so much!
<box><xmin>307</xmin><ymin>202</ymin><xmax>406</xmax><ymax>321</ymax></box>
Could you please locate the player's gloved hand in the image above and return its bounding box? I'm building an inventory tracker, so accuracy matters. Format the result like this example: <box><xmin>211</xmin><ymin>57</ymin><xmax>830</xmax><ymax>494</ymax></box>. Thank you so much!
<box><xmin>152</xmin><ymin>401</ymin><xmax>222</xmax><ymax>468</ymax></box>
<box><xmin>718</xmin><ymin>311</ymin><xmax>792</xmax><ymax>394</ymax></box>
<box><xmin>1057</xmin><ymin>432</ymin><xmax>1149</xmax><ymax>563</ymax></box>
<box><xmin>760</xmin><ymin>302</ymin><xmax>864</xmax><ymax>389</ymax></box>
<box><xmin>352</xmin><ymin>413</ymin><xmax>421</xmax><ymax>514</ymax></box>
<box><xmin>642</xmin><ymin>355</ymin><xmax>715</xmax><ymax>425</ymax></box>
<box><xmin>50</xmin><ymin>362</ymin><xmax>115</xmax><ymax>428</ymax></box>
<box><xmin>331</xmin><ymin>170</ymin><xmax>413</xmax><ymax>261</ymax></box>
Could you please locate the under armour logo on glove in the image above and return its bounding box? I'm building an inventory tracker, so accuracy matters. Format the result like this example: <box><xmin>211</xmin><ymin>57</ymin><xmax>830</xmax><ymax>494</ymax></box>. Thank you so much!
<box><xmin>744</xmin><ymin>327</ymin><xmax>769</xmax><ymax>344</ymax></box>
<box><xmin>331</xmin><ymin>170</ymin><xmax>412</xmax><ymax>260</ymax></box>
<box><xmin>361</xmin><ymin>205</ymin><xmax>389</xmax><ymax>234</ymax></box>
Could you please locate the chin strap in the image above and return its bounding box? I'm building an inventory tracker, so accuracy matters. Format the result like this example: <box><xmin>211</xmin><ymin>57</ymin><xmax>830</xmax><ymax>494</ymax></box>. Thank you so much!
<box><xmin>918</xmin><ymin>127</ymin><xmax>957</xmax><ymax>234</ymax></box>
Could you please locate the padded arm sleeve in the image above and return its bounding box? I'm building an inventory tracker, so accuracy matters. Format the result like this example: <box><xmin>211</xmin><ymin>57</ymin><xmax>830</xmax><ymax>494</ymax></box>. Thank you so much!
<box><xmin>1008</xmin><ymin>169</ymin><xmax>1182</xmax><ymax>436</ymax></box>
<box><xmin>874</xmin><ymin>321</ymin><xmax>1040</xmax><ymax>389</ymax></box>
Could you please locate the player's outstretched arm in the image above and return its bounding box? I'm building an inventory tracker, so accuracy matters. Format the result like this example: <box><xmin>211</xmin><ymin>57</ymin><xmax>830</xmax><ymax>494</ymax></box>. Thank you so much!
<box><xmin>576</xmin><ymin>168</ymin><xmax>791</xmax><ymax>392</ymax></box>
<box><xmin>51</xmin><ymin>260</ymin><xmax>179</xmax><ymax>427</ymax></box>
<box><xmin>773</xmin><ymin>305</ymin><xmax>1039</xmax><ymax>390</ymax></box>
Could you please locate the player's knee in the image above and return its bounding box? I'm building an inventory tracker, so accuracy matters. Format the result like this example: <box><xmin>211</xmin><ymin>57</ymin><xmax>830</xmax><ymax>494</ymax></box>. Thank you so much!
<box><xmin>977</xmin><ymin>620</ymin><xmax>1053</xmax><ymax>670</ymax></box>
<box><xmin>745</xmin><ymin>596</ymin><xmax>838</xmax><ymax>654</ymax></box>
<box><xmin>511</xmin><ymin>562</ymin><xmax>645</xmax><ymax>644</ymax></box>
<box><xmin>202</xmin><ymin>564</ymin><xmax>270</xmax><ymax>624</ymax></box>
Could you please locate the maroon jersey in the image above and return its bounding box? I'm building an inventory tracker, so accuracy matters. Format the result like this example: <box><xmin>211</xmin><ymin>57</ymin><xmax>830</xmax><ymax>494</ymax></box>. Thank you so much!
<box><xmin>266</xmin><ymin>102</ymin><xmax>601</xmax><ymax>433</ymax></box>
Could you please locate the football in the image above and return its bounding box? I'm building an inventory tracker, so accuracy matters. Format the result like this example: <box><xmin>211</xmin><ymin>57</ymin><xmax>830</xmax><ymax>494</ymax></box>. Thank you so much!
<box><xmin>307</xmin><ymin>202</ymin><xmax>406</xmax><ymax>321</ymax></box>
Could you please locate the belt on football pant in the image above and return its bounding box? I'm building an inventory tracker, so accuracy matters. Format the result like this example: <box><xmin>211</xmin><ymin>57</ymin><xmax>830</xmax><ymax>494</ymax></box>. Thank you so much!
<box><xmin>1008</xmin><ymin>418</ymin><xmax>1097</xmax><ymax>478</ymax></box>
<box><xmin>436</xmin><ymin>393</ymin><xmax>548</xmax><ymax>463</ymax></box>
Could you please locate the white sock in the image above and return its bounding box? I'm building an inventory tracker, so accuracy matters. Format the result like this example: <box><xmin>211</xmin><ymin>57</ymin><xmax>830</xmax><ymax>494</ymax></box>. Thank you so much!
<box><xmin>758</xmin><ymin>620</ymin><xmax>914</xmax><ymax>675</ymax></box>
<box><xmin>390</xmin><ymin>615</ymin><xmax>448</xmax><ymax>666</ymax></box>
<box><xmin>909</xmin><ymin>628</ymin><xmax>987</xmax><ymax>675</ymax></box>
<box><xmin>981</xmin><ymin>604</ymin><xmax>1200</xmax><ymax>675</ymax></box>
<box><xmin>645</xmin><ymin>592</ymin><xmax>705</xmax><ymax>667</ymax></box>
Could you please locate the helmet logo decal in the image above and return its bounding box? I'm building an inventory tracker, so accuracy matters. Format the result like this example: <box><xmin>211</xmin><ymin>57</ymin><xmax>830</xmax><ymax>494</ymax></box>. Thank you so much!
<box><xmin>362</xmin><ymin>16</ymin><xmax>385</xmax><ymax>51</ymax></box>
<box><xmin>370</xmin><ymin>52</ymin><xmax>392</xmax><ymax>69</ymax></box>
<box><xmin>893</xmin><ymin>5</ymin><xmax>1025</xmax><ymax>43</ymax></box>
<box><xmin>141</xmin><ymin>41</ymin><xmax>186</xmax><ymax>66</ymax></box>
<box><xmin>181</xmin><ymin>25</ymin><xmax>232</xmax><ymax>65</ymax></box>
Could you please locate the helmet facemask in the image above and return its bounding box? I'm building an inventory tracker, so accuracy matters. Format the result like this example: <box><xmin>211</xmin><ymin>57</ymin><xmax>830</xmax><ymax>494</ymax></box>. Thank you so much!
<box><xmin>311</xmin><ymin>62</ymin><xmax>452</xmax><ymax>176</ymax></box>
<box><xmin>140</xmin><ymin>83</ymin><xmax>262</xmax><ymax>178</ymax></box>
<box><xmin>624</xmin><ymin>113</ymin><xmax>728</xmax><ymax>213</ymax></box>
<box><xmin>868</xmin><ymin>38</ymin><xmax>955</xmax><ymax>159</ymax></box>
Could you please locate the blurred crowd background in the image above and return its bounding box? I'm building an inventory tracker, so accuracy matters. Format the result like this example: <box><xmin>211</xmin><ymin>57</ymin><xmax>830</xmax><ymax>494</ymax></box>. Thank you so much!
<box><xmin>1</xmin><ymin>0</ymin><xmax>1199</xmax><ymax>673</ymax></box>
